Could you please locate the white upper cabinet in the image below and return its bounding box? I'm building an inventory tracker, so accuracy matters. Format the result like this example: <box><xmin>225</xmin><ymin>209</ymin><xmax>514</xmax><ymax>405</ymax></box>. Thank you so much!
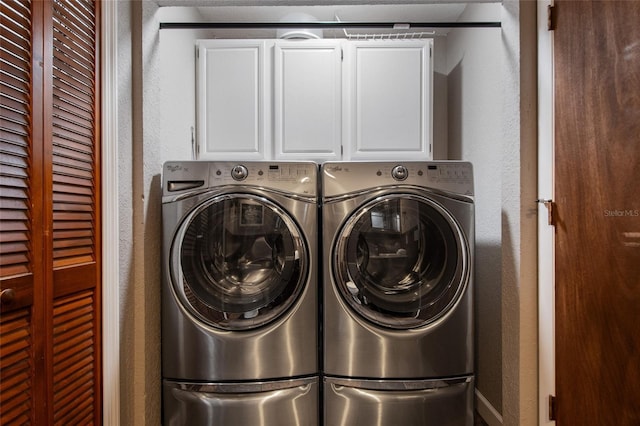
<box><xmin>273</xmin><ymin>40</ymin><xmax>342</xmax><ymax>161</ymax></box>
<box><xmin>196</xmin><ymin>40</ymin><xmax>267</xmax><ymax>160</ymax></box>
<box><xmin>195</xmin><ymin>38</ymin><xmax>433</xmax><ymax>162</ymax></box>
<box><xmin>343</xmin><ymin>40</ymin><xmax>433</xmax><ymax>160</ymax></box>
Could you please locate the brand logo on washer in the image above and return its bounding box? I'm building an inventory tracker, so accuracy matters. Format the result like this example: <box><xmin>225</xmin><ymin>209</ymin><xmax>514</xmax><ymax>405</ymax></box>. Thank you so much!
<box><xmin>167</xmin><ymin>164</ymin><xmax>183</xmax><ymax>173</ymax></box>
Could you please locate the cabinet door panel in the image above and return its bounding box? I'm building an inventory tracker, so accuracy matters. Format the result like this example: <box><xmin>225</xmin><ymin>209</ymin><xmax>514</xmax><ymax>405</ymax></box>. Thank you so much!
<box><xmin>345</xmin><ymin>40</ymin><xmax>433</xmax><ymax>160</ymax></box>
<box><xmin>273</xmin><ymin>41</ymin><xmax>342</xmax><ymax>161</ymax></box>
<box><xmin>197</xmin><ymin>41</ymin><xmax>266</xmax><ymax>160</ymax></box>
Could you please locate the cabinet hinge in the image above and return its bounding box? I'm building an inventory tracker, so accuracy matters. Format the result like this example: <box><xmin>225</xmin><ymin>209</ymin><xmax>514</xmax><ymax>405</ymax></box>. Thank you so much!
<box><xmin>191</xmin><ymin>126</ymin><xmax>198</xmax><ymax>159</ymax></box>
<box><xmin>536</xmin><ymin>199</ymin><xmax>556</xmax><ymax>226</ymax></box>
<box><xmin>549</xmin><ymin>395</ymin><xmax>557</xmax><ymax>421</ymax></box>
<box><xmin>547</xmin><ymin>5</ymin><xmax>556</xmax><ymax>31</ymax></box>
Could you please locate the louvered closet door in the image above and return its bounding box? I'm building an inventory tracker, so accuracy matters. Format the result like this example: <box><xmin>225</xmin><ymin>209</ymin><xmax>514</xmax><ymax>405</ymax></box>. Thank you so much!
<box><xmin>0</xmin><ymin>0</ymin><xmax>102</xmax><ymax>424</ymax></box>
<box><xmin>1</xmin><ymin>0</ymin><xmax>40</xmax><ymax>423</ymax></box>
<box><xmin>49</xmin><ymin>1</ymin><xmax>102</xmax><ymax>423</ymax></box>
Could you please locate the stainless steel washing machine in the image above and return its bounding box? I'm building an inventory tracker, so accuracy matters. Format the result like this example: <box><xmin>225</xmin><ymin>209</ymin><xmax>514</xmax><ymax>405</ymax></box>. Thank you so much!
<box><xmin>321</xmin><ymin>161</ymin><xmax>474</xmax><ymax>426</ymax></box>
<box><xmin>162</xmin><ymin>161</ymin><xmax>319</xmax><ymax>426</ymax></box>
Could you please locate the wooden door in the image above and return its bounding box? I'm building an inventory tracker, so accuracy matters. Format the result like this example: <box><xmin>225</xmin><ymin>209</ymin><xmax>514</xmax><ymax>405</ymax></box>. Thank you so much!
<box><xmin>554</xmin><ymin>1</ymin><xmax>640</xmax><ymax>424</ymax></box>
<box><xmin>0</xmin><ymin>0</ymin><xmax>102</xmax><ymax>423</ymax></box>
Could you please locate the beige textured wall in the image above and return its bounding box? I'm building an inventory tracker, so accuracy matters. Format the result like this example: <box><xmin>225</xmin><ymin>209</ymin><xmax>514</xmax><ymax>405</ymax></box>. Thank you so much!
<box><xmin>119</xmin><ymin>1</ymin><xmax>163</xmax><ymax>425</ymax></box>
<box><xmin>445</xmin><ymin>2</ymin><xmax>504</xmax><ymax>417</ymax></box>
<box><xmin>500</xmin><ymin>1</ymin><xmax>538</xmax><ymax>425</ymax></box>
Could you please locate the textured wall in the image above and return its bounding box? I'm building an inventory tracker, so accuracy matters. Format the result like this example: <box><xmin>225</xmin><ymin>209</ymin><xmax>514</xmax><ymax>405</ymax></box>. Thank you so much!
<box><xmin>158</xmin><ymin>8</ymin><xmax>218</xmax><ymax>163</ymax></box>
<box><xmin>117</xmin><ymin>2</ymin><xmax>134</xmax><ymax>423</ymax></box>
<box><xmin>445</xmin><ymin>2</ymin><xmax>504</xmax><ymax>417</ymax></box>
<box><xmin>500</xmin><ymin>1</ymin><xmax>538</xmax><ymax>425</ymax></box>
<box><xmin>119</xmin><ymin>2</ymin><xmax>163</xmax><ymax>425</ymax></box>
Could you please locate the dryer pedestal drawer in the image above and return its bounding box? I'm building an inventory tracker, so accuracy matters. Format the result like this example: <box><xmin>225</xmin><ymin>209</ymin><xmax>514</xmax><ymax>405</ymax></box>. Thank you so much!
<box><xmin>323</xmin><ymin>376</ymin><xmax>473</xmax><ymax>426</ymax></box>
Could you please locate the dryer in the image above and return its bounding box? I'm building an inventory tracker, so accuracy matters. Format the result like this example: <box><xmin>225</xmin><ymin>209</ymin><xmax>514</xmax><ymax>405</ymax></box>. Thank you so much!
<box><xmin>162</xmin><ymin>161</ymin><xmax>319</xmax><ymax>426</ymax></box>
<box><xmin>321</xmin><ymin>161</ymin><xmax>475</xmax><ymax>426</ymax></box>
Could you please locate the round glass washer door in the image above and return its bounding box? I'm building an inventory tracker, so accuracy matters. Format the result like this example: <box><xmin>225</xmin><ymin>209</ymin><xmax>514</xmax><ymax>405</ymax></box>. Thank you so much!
<box><xmin>333</xmin><ymin>194</ymin><xmax>469</xmax><ymax>329</ymax></box>
<box><xmin>171</xmin><ymin>194</ymin><xmax>307</xmax><ymax>330</ymax></box>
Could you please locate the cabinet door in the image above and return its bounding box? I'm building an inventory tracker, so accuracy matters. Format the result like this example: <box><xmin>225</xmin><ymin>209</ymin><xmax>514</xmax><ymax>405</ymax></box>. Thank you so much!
<box><xmin>273</xmin><ymin>40</ymin><xmax>342</xmax><ymax>161</ymax></box>
<box><xmin>196</xmin><ymin>40</ymin><xmax>267</xmax><ymax>160</ymax></box>
<box><xmin>344</xmin><ymin>40</ymin><xmax>433</xmax><ymax>160</ymax></box>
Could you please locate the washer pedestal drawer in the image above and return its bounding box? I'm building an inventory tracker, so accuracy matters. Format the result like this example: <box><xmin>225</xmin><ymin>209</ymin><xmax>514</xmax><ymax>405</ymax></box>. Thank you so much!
<box><xmin>163</xmin><ymin>377</ymin><xmax>319</xmax><ymax>426</ymax></box>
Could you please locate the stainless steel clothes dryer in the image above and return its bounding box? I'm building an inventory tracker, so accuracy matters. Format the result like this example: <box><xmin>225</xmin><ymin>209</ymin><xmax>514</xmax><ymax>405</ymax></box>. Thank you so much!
<box><xmin>321</xmin><ymin>161</ymin><xmax>474</xmax><ymax>426</ymax></box>
<box><xmin>162</xmin><ymin>161</ymin><xmax>319</xmax><ymax>426</ymax></box>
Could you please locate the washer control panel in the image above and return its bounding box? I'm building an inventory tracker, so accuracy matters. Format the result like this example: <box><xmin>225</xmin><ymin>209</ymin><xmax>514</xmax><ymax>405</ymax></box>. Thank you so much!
<box><xmin>162</xmin><ymin>161</ymin><xmax>317</xmax><ymax>198</ymax></box>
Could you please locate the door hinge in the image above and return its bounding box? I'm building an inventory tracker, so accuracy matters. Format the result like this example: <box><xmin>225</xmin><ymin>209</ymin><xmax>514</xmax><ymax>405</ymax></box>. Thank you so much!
<box><xmin>547</xmin><ymin>5</ymin><xmax>556</xmax><ymax>31</ymax></box>
<box><xmin>549</xmin><ymin>395</ymin><xmax>557</xmax><ymax>421</ymax></box>
<box><xmin>537</xmin><ymin>199</ymin><xmax>556</xmax><ymax>226</ymax></box>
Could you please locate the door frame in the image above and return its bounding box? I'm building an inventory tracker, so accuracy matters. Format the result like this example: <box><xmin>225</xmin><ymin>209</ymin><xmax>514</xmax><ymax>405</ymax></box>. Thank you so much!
<box><xmin>102</xmin><ymin>0</ymin><xmax>120</xmax><ymax>424</ymax></box>
<box><xmin>537</xmin><ymin>1</ymin><xmax>555</xmax><ymax>425</ymax></box>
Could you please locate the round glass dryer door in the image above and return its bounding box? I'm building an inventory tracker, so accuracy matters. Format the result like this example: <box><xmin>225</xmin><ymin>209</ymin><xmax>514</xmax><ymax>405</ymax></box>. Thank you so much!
<box><xmin>172</xmin><ymin>194</ymin><xmax>307</xmax><ymax>330</ymax></box>
<box><xmin>333</xmin><ymin>194</ymin><xmax>469</xmax><ymax>329</ymax></box>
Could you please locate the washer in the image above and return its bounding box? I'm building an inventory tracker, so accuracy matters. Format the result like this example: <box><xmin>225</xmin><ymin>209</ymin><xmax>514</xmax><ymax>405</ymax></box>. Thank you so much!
<box><xmin>321</xmin><ymin>161</ymin><xmax>475</xmax><ymax>426</ymax></box>
<box><xmin>162</xmin><ymin>161</ymin><xmax>319</xmax><ymax>426</ymax></box>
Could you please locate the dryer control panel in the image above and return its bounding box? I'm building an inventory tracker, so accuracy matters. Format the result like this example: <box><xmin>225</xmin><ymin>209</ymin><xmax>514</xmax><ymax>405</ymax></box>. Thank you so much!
<box><xmin>322</xmin><ymin>161</ymin><xmax>474</xmax><ymax>198</ymax></box>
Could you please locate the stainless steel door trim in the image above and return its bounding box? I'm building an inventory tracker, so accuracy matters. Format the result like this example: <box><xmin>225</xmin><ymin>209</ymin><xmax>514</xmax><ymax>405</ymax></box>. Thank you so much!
<box><xmin>325</xmin><ymin>376</ymin><xmax>472</xmax><ymax>391</ymax></box>
<box><xmin>322</xmin><ymin>185</ymin><xmax>474</xmax><ymax>205</ymax></box>
<box><xmin>321</xmin><ymin>188</ymin><xmax>474</xmax><ymax>235</ymax></box>
<box><xmin>331</xmin><ymin>192</ymin><xmax>471</xmax><ymax>329</ymax></box>
<box><xmin>167</xmin><ymin>376</ymin><xmax>318</xmax><ymax>393</ymax></box>
<box><xmin>164</xmin><ymin>185</ymin><xmax>317</xmax><ymax>214</ymax></box>
<box><xmin>164</xmin><ymin>184</ymin><xmax>318</xmax><ymax>204</ymax></box>
<box><xmin>164</xmin><ymin>187</ymin><xmax>318</xmax><ymax>250</ymax></box>
<box><xmin>169</xmin><ymin>191</ymin><xmax>309</xmax><ymax>330</ymax></box>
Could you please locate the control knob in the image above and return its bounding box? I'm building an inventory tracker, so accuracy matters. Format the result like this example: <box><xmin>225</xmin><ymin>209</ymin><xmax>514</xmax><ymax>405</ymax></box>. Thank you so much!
<box><xmin>231</xmin><ymin>165</ymin><xmax>248</xmax><ymax>181</ymax></box>
<box><xmin>391</xmin><ymin>165</ymin><xmax>408</xmax><ymax>181</ymax></box>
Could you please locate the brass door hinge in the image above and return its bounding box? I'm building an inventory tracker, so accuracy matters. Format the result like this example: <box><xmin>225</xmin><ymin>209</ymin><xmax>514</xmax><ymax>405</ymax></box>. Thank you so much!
<box><xmin>537</xmin><ymin>199</ymin><xmax>556</xmax><ymax>226</ymax></box>
<box><xmin>549</xmin><ymin>394</ymin><xmax>557</xmax><ymax>421</ymax></box>
<box><xmin>548</xmin><ymin>5</ymin><xmax>556</xmax><ymax>31</ymax></box>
